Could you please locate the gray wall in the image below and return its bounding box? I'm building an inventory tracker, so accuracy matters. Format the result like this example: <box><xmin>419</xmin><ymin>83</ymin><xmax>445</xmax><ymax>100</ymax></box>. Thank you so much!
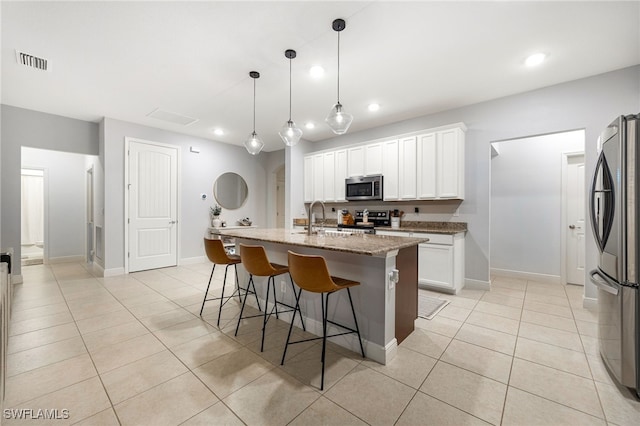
<box><xmin>290</xmin><ymin>65</ymin><xmax>640</xmax><ymax>298</ymax></box>
<box><xmin>22</xmin><ymin>147</ymin><xmax>96</xmax><ymax>260</ymax></box>
<box><xmin>490</xmin><ymin>131</ymin><xmax>584</xmax><ymax>276</ymax></box>
<box><xmin>101</xmin><ymin>118</ymin><xmax>274</xmax><ymax>273</ymax></box>
<box><xmin>1</xmin><ymin>105</ymin><xmax>99</xmax><ymax>277</ymax></box>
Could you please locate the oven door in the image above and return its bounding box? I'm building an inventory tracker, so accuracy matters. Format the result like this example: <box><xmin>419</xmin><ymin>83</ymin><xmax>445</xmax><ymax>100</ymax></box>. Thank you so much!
<box><xmin>590</xmin><ymin>118</ymin><xmax>621</xmax><ymax>281</ymax></box>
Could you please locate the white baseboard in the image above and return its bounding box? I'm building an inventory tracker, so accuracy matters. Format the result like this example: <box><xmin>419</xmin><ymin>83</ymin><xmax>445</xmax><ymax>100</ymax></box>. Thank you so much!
<box><xmin>491</xmin><ymin>268</ymin><xmax>561</xmax><ymax>284</ymax></box>
<box><xmin>11</xmin><ymin>274</ymin><xmax>23</xmax><ymax>284</ymax></box>
<box><xmin>583</xmin><ymin>296</ymin><xmax>598</xmax><ymax>309</ymax></box>
<box><xmin>464</xmin><ymin>278</ymin><xmax>491</xmax><ymax>291</ymax></box>
<box><xmin>47</xmin><ymin>255</ymin><xmax>86</xmax><ymax>265</ymax></box>
<box><xmin>103</xmin><ymin>267</ymin><xmax>125</xmax><ymax>277</ymax></box>
<box><xmin>180</xmin><ymin>256</ymin><xmax>206</xmax><ymax>265</ymax></box>
<box><xmin>91</xmin><ymin>262</ymin><xmax>105</xmax><ymax>277</ymax></box>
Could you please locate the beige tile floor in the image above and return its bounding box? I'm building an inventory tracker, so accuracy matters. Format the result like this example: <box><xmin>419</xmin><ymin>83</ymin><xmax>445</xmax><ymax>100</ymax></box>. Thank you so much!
<box><xmin>5</xmin><ymin>262</ymin><xmax>640</xmax><ymax>425</ymax></box>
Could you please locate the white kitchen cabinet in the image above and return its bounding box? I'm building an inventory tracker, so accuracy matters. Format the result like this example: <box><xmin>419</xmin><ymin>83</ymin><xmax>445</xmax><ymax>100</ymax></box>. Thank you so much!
<box><xmin>365</xmin><ymin>142</ymin><xmax>383</xmax><ymax>176</ymax></box>
<box><xmin>303</xmin><ymin>155</ymin><xmax>313</xmax><ymax>202</ymax></box>
<box><xmin>335</xmin><ymin>149</ymin><xmax>347</xmax><ymax>202</ymax></box>
<box><xmin>417</xmin><ymin>127</ymin><xmax>465</xmax><ymax>200</ymax></box>
<box><xmin>398</xmin><ymin>136</ymin><xmax>417</xmax><ymax>199</ymax></box>
<box><xmin>323</xmin><ymin>151</ymin><xmax>335</xmax><ymax>202</ymax></box>
<box><xmin>377</xmin><ymin>230</ymin><xmax>465</xmax><ymax>294</ymax></box>
<box><xmin>313</xmin><ymin>154</ymin><xmax>324</xmax><ymax>202</ymax></box>
<box><xmin>347</xmin><ymin>146</ymin><xmax>364</xmax><ymax>177</ymax></box>
<box><xmin>382</xmin><ymin>139</ymin><xmax>399</xmax><ymax>200</ymax></box>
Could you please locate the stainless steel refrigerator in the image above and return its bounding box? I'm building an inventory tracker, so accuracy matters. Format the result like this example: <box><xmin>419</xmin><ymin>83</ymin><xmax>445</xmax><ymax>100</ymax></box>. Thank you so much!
<box><xmin>589</xmin><ymin>114</ymin><xmax>639</xmax><ymax>397</ymax></box>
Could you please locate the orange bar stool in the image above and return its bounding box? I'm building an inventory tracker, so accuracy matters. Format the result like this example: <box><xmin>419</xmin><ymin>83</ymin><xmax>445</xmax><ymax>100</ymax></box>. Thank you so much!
<box><xmin>235</xmin><ymin>244</ymin><xmax>305</xmax><ymax>352</ymax></box>
<box><xmin>282</xmin><ymin>250</ymin><xmax>365</xmax><ymax>390</ymax></box>
<box><xmin>200</xmin><ymin>238</ymin><xmax>260</xmax><ymax>326</ymax></box>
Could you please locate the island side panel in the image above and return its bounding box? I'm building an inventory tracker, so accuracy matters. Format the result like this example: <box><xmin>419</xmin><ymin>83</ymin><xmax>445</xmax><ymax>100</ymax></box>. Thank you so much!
<box><xmin>395</xmin><ymin>245</ymin><xmax>418</xmax><ymax>344</ymax></box>
<box><xmin>233</xmin><ymin>238</ymin><xmax>394</xmax><ymax>363</ymax></box>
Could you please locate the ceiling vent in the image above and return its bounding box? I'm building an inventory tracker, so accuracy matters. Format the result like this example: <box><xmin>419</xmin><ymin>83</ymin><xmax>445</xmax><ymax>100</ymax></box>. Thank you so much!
<box><xmin>15</xmin><ymin>50</ymin><xmax>49</xmax><ymax>71</ymax></box>
<box><xmin>146</xmin><ymin>108</ymin><xmax>198</xmax><ymax>126</ymax></box>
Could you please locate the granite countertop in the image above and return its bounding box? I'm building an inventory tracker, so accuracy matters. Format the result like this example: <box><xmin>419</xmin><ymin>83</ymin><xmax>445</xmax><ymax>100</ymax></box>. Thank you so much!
<box><xmin>211</xmin><ymin>228</ymin><xmax>428</xmax><ymax>256</ymax></box>
<box><xmin>292</xmin><ymin>219</ymin><xmax>467</xmax><ymax>235</ymax></box>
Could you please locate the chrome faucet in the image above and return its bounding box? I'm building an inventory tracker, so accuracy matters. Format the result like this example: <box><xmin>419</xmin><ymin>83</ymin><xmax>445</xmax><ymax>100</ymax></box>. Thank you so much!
<box><xmin>307</xmin><ymin>200</ymin><xmax>326</xmax><ymax>236</ymax></box>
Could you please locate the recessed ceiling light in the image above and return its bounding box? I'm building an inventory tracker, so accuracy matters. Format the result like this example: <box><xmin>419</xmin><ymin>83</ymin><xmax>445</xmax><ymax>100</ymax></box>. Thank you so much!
<box><xmin>525</xmin><ymin>53</ymin><xmax>546</xmax><ymax>67</ymax></box>
<box><xmin>213</xmin><ymin>128</ymin><xmax>224</xmax><ymax>136</ymax></box>
<box><xmin>309</xmin><ymin>65</ymin><xmax>324</xmax><ymax>78</ymax></box>
<box><xmin>368</xmin><ymin>103</ymin><xmax>380</xmax><ymax>112</ymax></box>
<box><xmin>305</xmin><ymin>122</ymin><xmax>315</xmax><ymax>130</ymax></box>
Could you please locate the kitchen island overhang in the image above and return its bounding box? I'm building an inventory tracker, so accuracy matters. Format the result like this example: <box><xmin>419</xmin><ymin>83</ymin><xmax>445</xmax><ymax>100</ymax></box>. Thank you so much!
<box><xmin>210</xmin><ymin>228</ymin><xmax>427</xmax><ymax>364</ymax></box>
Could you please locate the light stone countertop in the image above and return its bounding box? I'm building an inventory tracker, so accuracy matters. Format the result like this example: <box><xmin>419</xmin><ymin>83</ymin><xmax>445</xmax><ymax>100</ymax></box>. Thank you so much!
<box><xmin>211</xmin><ymin>228</ymin><xmax>428</xmax><ymax>256</ymax></box>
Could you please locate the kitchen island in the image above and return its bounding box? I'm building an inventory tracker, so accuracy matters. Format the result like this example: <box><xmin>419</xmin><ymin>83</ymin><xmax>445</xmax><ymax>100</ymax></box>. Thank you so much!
<box><xmin>210</xmin><ymin>228</ymin><xmax>427</xmax><ymax>364</ymax></box>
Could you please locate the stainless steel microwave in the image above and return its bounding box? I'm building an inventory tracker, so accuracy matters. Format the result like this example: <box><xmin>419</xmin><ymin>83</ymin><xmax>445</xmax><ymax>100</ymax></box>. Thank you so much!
<box><xmin>345</xmin><ymin>175</ymin><xmax>383</xmax><ymax>201</ymax></box>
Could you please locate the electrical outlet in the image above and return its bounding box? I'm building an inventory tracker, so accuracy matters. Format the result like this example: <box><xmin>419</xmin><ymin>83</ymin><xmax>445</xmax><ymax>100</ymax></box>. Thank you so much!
<box><xmin>414</xmin><ymin>207</ymin><xmax>419</xmax><ymax>213</ymax></box>
<box><xmin>280</xmin><ymin>281</ymin><xmax>286</xmax><ymax>293</ymax></box>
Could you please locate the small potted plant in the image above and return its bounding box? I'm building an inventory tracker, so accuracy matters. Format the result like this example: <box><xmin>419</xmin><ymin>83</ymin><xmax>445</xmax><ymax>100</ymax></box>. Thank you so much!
<box><xmin>210</xmin><ymin>204</ymin><xmax>222</xmax><ymax>227</ymax></box>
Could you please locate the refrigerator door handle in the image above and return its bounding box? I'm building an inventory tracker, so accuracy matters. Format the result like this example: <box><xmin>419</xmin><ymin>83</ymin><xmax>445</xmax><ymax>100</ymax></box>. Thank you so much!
<box><xmin>589</xmin><ymin>269</ymin><xmax>620</xmax><ymax>295</ymax></box>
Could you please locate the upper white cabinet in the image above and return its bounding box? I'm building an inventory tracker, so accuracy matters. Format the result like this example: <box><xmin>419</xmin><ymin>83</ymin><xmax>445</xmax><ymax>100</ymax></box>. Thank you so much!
<box><xmin>382</xmin><ymin>140</ymin><xmax>399</xmax><ymax>200</ymax></box>
<box><xmin>365</xmin><ymin>143</ymin><xmax>383</xmax><ymax>176</ymax></box>
<box><xmin>302</xmin><ymin>122</ymin><xmax>465</xmax><ymax>203</ymax></box>
<box><xmin>417</xmin><ymin>127</ymin><xmax>465</xmax><ymax>200</ymax></box>
<box><xmin>303</xmin><ymin>155</ymin><xmax>313</xmax><ymax>202</ymax></box>
<box><xmin>399</xmin><ymin>136</ymin><xmax>417</xmax><ymax>199</ymax></box>
<box><xmin>347</xmin><ymin>146</ymin><xmax>364</xmax><ymax>177</ymax></box>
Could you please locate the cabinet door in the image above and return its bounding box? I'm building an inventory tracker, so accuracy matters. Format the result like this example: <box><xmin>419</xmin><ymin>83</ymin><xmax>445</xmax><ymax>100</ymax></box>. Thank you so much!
<box><xmin>323</xmin><ymin>151</ymin><xmax>335</xmax><ymax>202</ymax></box>
<box><xmin>437</xmin><ymin>128</ymin><xmax>463</xmax><ymax>199</ymax></box>
<box><xmin>335</xmin><ymin>149</ymin><xmax>348</xmax><ymax>202</ymax></box>
<box><xmin>303</xmin><ymin>155</ymin><xmax>313</xmax><ymax>202</ymax></box>
<box><xmin>398</xmin><ymin>136</ymin><xmax>417</xmax><ymax>199</ymax></box>
<box><xmin>417</xmin><ymin>133</ymin><xmax>437</xmax><ymax>199</ymax></box>
<box><xmin>418</xmin><ymin>243</ymin><xmax>454</xmax><ymax>290</ymax></box>
<box><xmin>347</xmin><ymin>146</ymin><xmax>365</xmax><ymax>177</ymax></box>
<box><xmin>365</xmin><ymin>143</ymin><xmax>383</xmax><ymax>176</ymax></box>
<box><xmin>382</xmin><ymin>140</ymin><xmax>399</xmax><ymax>200</ymax></box>
<box><xmin>312</xmin><ymin>154</ymin><xmax>324</xmax><ymax>201</ymax></box>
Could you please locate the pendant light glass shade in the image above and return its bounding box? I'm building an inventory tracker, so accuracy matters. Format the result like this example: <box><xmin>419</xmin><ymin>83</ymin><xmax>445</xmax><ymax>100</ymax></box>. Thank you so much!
<box><xmin>279</xmin><ymin>49</ymin><xmax>302</xmax><ymax>147</ymax></box>
<box><xmin>326</xmin><ymin>18</ymin><xmax>353</xmax><ymax>135</ymax></box>
<box><xmin>244</xmin><ymin>131</ymin><xmax>264</xmax><ymax>155</ymax></box>
<box><xmin>325</xmin><ymin>102</ymin><xmax>353</xmax><ymax>135</ymax></box>
<box><xmin>279</xmin><ymin>120</ymin><xmax>303</xmax><ymax>146</ymax></box>
<box><xmin>244</xmin><ymin>71</ymin><xmax>263</xmax><ymax>155</ymax></box>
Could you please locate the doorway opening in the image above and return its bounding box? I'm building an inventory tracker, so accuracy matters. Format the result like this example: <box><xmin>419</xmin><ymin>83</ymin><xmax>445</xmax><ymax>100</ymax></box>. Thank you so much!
<box><xmin>490</xmin><ymin>129</ymin><xmax>585</xmax><ymax>284</ymax></box>
<box><xmin>21</xmin><ymin>168</ymin><xmax>45</xmax><ymax>267</ymax></box>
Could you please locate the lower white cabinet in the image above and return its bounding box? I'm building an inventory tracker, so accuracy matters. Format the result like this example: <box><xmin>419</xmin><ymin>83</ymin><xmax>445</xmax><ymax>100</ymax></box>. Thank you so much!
<box><xmin>377</xmin><ymin>230</ymin><xmax>465</xmax><ymax>294</ymax></box>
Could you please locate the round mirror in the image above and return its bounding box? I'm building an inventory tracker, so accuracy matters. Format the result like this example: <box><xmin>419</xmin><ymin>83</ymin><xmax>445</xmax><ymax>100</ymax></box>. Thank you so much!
<box><xmin>213</xmin><ymin>172</ymin><xmax>248</xmax><ymax>209</ymax></box>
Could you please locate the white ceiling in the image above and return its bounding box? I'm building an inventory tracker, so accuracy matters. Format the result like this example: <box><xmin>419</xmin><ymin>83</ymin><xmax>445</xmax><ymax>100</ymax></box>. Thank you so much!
<box><xmin>2</xmin><ymin>1</ymin><xmax>639</xmax><ymax>152</ymax></box>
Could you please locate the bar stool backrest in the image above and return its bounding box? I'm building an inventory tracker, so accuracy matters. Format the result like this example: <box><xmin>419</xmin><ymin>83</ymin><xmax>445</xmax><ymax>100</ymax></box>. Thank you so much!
<box><xmin>288</xmin><ymin>251</ymin><xmax>337</xmax><ymax>294</ymax></box>
<box><xmin>204</xmin><ymin>238</ymin><xmax>234</xmax><ymax>265</ymax></box>
<box><xmin>240</xmin><ymin>244</ymin><xmax>278</xmax><ymax>276</ymax></box>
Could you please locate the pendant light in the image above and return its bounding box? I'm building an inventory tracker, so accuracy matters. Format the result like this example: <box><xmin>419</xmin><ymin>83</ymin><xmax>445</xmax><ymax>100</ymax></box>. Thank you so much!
<box><xmin>244</xmin><ymin>71</ymin><xmax>264</xmax><ymax>155</ymax></box>
<box><xmin>325</xmin><ymin>18</ymin><xmax>353</xmax><ymax>135</ymax></box>
<box><xmin>279</xmin><ymin>49</ymin><xmax>303</xmax><ymax>147</ymax></box>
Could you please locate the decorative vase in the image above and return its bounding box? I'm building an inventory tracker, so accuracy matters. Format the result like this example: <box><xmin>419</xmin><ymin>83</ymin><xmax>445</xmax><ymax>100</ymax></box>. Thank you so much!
<box><xmin>212</xmin><ymin>216</ymin><xmax>222</xmax><ymax>228</ymax></box>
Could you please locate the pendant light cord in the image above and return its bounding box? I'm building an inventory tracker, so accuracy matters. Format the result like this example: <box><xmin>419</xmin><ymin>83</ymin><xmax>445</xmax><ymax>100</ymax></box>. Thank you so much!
<box><xmin>288</xmin><ymin>58</ymin><xmax>292</xmax><ymax>121</ymax></box>
<box><xmin>337</xmin><ymin>31</ymin><xmax>341</xmax><ymax>104</ymax></box>
<box><xmin>252</xmin><ymin>77</ymin><xmax>256</xmax><ymax>132</ymax></box>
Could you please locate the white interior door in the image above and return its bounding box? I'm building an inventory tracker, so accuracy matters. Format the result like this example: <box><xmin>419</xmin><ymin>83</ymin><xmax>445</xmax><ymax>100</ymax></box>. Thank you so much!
<box><xmin>567</xmin><ymin>154</ymin><xmax>585</xmax><ymax>285</ymax></box>
<box><xmin>128</xmin><ymin>141</ymin><xmax>178</xmax><ymax>272</ymax></box>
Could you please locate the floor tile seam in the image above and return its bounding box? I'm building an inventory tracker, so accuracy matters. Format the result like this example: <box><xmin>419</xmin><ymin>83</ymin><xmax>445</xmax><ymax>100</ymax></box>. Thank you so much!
<box><xmin>284</xmin><ymin>395</ymin><xmax>370</xmax><ymax>426</ymax></box>
<box><xmin>437</xmin><ymin>358</ymin><xmax>511</xmax><ymax>386</ymax></box>
<box><xmin>7</xmin><ymin>333</ymin><xmax>83</xmax><ymax>357</ymax></box>
<box><xmin>390</xmin><ymin>389</ymin><xmax>420</xmax><ymax>426</ymax></box>
<box><xmin>176</xmin><ymin>400</ymin><xmax>241</xmax><ymax>426</ymax></box>
<box><xmin>516</xmin><ymin>332</ymin><xmax>585</xmax><ymax>354</ymax></box>
<box><xmin>414</xmin><ymin>388</ymin><xmax>496</xmax><ymax>426</ymax></box>
<box><xmin>11</xmin><ymin>297</ymin><xmax>67</xmax><ymax>312</ymax></box>
<box><xmin>499</xmin><ymin>293</ymin><xmax>525</xmax><ymax>426</ymax></box>
<box><xmin>506</xmin><ymin>383</ymin><xmax>606</xmax><ymax>420</ymax></box>
<box><xmin>459</xmin><ymin>318</ymin><xmax>519</xmax><ymax>337</ymax></box>
<box><xmin>141</xmin><ymin>311</ymin><xmax>200</xmax><ymax>333</ymax></box>
<box><xmin>447</xmin><ymin>335</ymin><xmax>516</xmax><ymax>360</ymax></box>
<box><xmin>519</xmin><ymin>307</ymin><xmax>573</xmax><ymax>320</ymax></box>
<box><xmin>512</xmin><ymin>351</ymin><xmax>593</xmax><ymax>380</ymax></box>
<box><xmin>518</xmin><ymin>317</ymin><xmax>579</xmax><ymax>334</ymax></box>
<box><xmin>339</xmin><ymin>356</ymin><xmax>413</xmax><ymax>392</ymax></box>
<box><xmin>10</xmin><ymin>304</ymin><xmax>73</xmax><ymax>323</ymax></box>
<box><xmin>80</xmin><ymin>317</ymin><xmax>146</xmax><ymax>342</ymax></box>
<box><xmin>106</xmin><ymin>368</ymin><xmax>198</xmax><ymax>409</ymax></box>
<box><xmin>577</xmin><ymin>333</ymin><xmax>610</xmax><ymax>422</ymax></box>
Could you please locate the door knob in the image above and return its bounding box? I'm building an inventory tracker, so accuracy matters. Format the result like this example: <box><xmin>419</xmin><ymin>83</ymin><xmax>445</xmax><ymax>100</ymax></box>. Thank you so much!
<box><xmin>569</xmin><ymin>225</ymin><xmax>575</xmax><ymax>229</ymax></box>
<box><xmin>169</xmin><ymin>220</ymin><xmax>177</xmax><ymax>224</ymax></box>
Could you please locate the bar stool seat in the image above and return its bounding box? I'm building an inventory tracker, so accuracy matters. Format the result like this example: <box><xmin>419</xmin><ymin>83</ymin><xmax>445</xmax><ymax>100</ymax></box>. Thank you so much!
<box><xmin>199</xmin><ymin>238</ymin><xmax>260</xmax><ymax>326</ymax></box>
<box><xmin>282</xmin><ymin>250</ymin><xmax>365</xmax><ymax>390</ymax></box>
<box><xmin>235</xmin><ymin>244</ymin><xmax>305</xmax><ymax>352</ymax></box>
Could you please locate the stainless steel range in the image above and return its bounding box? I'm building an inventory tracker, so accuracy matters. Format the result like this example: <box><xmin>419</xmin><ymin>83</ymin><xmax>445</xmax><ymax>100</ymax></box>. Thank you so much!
<box><xmin>337</xmin><ymin>210</ymin><xmax>390</xmax><ymax>234</ymax></box>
